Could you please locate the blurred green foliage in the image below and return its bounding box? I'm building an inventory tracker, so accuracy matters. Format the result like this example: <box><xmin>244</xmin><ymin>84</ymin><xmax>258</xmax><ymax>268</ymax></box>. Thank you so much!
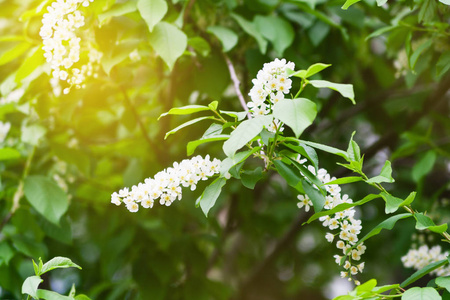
<box><xmin>0</xmin><ymin>0</ymin><xmax>449</xmax><ymax>299</ymax></box>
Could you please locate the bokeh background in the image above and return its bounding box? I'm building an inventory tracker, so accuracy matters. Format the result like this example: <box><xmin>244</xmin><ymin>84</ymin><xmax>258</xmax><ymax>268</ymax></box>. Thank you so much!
<box><xmin>0</xmin><ymin>0</ymin><xmax>449</xmax><ymax>299</ymax></box>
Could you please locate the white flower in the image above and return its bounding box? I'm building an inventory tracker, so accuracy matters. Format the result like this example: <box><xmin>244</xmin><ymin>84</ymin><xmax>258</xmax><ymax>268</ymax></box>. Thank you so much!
<box><xmin>325</xmin><ymin>233</ymin><xmax>334</xmax><ymax>243</ymax></box>
<box><xmin>297</xmin><ymin>194</ymin><xmax>312</xmax><ymax>212</ymax></box>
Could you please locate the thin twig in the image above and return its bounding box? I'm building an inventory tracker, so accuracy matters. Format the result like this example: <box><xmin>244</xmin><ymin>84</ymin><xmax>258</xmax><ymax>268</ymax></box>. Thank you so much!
<box><xmin>223</xmin><ymin>54</ymin><xmax>251</xmax><ymax>119</ymax></box>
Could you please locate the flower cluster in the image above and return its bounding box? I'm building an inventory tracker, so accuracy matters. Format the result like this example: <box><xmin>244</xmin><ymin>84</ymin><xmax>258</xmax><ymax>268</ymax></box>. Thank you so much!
<box><xmin>297</xmin><ymin>161</ymin><xmax>365</xmax><ymax>282</ymax></box>
<box><xmin>247</xmin><ymin>58</ymin><xmax>294</xmax><ymax>132</ymax></box>
<box><xmin>111</xmin><ymin>155</ymin><xmax>221</xmax><ymax>213</ymax></box>
<box><xmin>0</xmin><ymin>121</ymin><xmax>11</xmax><ymax>143</ymax></box>
<box><xmin>402</xmin><ymin>245</ymin><xmax>450</xmax><ymax>276</ymax></box>
<box><xmin>40</xmin><ymin>0</ymin><xmax>101</xmax><ymax>95</ymax></box>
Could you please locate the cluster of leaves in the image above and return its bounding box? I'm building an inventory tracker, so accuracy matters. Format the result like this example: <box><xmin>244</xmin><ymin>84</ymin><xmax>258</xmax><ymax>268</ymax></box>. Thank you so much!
<box><xmin>0</xmin><ymin>0</ymin><xmax>448</xmax><ymax>299</ymax></box>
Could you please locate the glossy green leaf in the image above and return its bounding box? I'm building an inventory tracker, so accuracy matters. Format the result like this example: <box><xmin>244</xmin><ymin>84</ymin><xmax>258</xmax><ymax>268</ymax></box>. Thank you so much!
<box><xmin>138</xmin><ymin>0</ymin><xmax>168</xmax><ymax>32</ymax></box>
<box><xmin>380</xmin><ymin>192</ymin><xmax>403</xmax><ymax>214</ymax></box>
<box><xmin>40</xmin><ymin>257</ymin><xmax>81</xmax><ymax>275</ymax></box>
<box><xmin>187</xmin><ymin>135</ymin><xmax>230</xmax><ymax>156</ymax></box>
<box><xmin>354</xmin><ymin>213</ymin><xmax>412</xmax><ymax>247</ymax></box>
<box><xmin>309</xmin><ymin>80</ymin><xmax>355</xmax><ymax>104</ymax></box>
<box><xmin>299</xmin><ymin>140</ymin><xmax>348</xmax><ymax>160</ymax></box>
<box><xmin>409</xmin><ymin>39</ymin><xmax>432</xmax><ymax>71</ymax></box>
<box><xmin>373</xmin><ymin>283</ymin><xmax>400</xmax><ymax>293</ymax></box>
<box><xmin>273</xmin><ymin>98</ymin><xmax>317</xmax><ymax>138</ymax></box>
<box><xmin>202</xmin><ymin>123</ymin><xmax>223</xmax><ymax>138</ymax></box>
<box><xmin>199</xmin><ymin>177</ymin><xmax>227</xmax><ymax>217</ymax></box>
<box><xmin>325</xmin><ymin>176</ymin><xmax>363</xmax><ymax>185</ymax></box>
<box><xmin>231</xmin><ymin>13</ymin><xmax>267</xmax><ymax>54</ymax></box>
<box><xmin>282</xmin><ymin>142</ymin><xmax>319</xmax><ymax>171</ymax></box>
<box><xmin>164</xmin><ymin>116</ymin><xmax>216</xmax><ymax>139</ymax></box>
<box><xmin>22</xmin><ymin>276</ymin><xmax>43</xmax><ymax>299</ymax></box>
<box><xmin>223</xmin><ymin>115</ymin><xmax>273</xmax><ymax>157</ymax></box>
<box><xmin>159</xmin><ymin>104</ymin><xmax>210</xmax><ymax>119</ymax></box>
<box><xmin>436</xmin><ymin>277</ymin><xmax>450</xmax><ymax>293</ymax></box>
<box><xmin>241</xmin><ymin>167</ymin><xmax>263</xmax><ymax>189</ymax></box>
<box><xmin>402</xmin><ymin>264</ymin><xmax>449</xmax><ymax>288</ymax></box>
<box><xmin>302</xmin><ymin>178</ymin><xmax>326</xmax><ymax>212</ymax></box>
<box><xmin>346</xmin><ymin>132</ymin><xmax>361</xmax><ymax>162</ymax></box>
<box><xmin>220</xmin><ymin>147</ymin><xmax>262</xmax><ymax>177</ymax></box>
<box><xmin>220</xmin><ymin>110</ymin><xmax>247</xmax><ymax>121</ymax></box>
<box><xmin>207</xmin><ymin>26</ymin><xmax>238</xmax><ymax>52</ymax></box>
<box><xmin>414</xmin><ymin>213</ymin><xmax>448</xmax><ymax>233</ymax></box>
<box><xmin>367</xmin><ymin>160</ymin><xmax>395</xmax><ymax>184</ymax></box>
<box><xmin>273</xmin><ymin>160</ymin><xmax>303</xmax><ymax>192</ymax></box>
<box><xmin>36</xmin><ymin>289</ymin><xmax>73</xmax><ymax>300</ymax></box>
<box><xmin>306</xmin><ymin>194</ymin><xmax>380</xmax><ymax>224</ymax></box>
<box><xmin>149</xmin><ymin>22</ymin><xmax>187</xmax><ymax>70</ymax></box>
<box><xmin>23</xmin><ymin>175</ymin><xmax>69</xmax><ymax>225</ymax></box>
<box><xmin>254</xmin><ymin>15</ymin><xmax>294</xmax><ymax>55</ymax></box>
<box><xmin>398</xmin><ymin>192</ymin><xmax>416</xmax><ymax>207</ymax></box>
<box><xmin>289</xmin><ymin>63</ymin><xmax>331</xmax><ymax>79</ymax></box>
<box><xmin>341</xmin><ymin>0</ymin><xmax>361</xmax><ymax>9</ymax></box>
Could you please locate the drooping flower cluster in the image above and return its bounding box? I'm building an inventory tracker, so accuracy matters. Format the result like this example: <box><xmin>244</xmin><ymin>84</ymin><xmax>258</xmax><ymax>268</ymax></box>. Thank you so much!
<box><xmin>111</xmin><ymin>155</ymin><xmax>221</xmax><ymax>213</ymax></box>
<box><xmin>40</xmin><ymin>0</ymin><xmax>101</xmax><ymax>95</ymax></box>
<box><xmin>247</xmin><ymin>58</ymin><xmax>294</xmax><ymax>132</ymax></box>
<box><xmin>296</xmin><ymin>159</ymin><xmax>365</xmax><ymax>282</ymax></box>
<box><xmin>402</xmin><ymin>245</ymin><xmax>450</xmax><ymax>276</ymax></box>
<box><xmin>0</xmin><ymin>121</ymin><xmax>11</xmax><ymax>143</ymax></box>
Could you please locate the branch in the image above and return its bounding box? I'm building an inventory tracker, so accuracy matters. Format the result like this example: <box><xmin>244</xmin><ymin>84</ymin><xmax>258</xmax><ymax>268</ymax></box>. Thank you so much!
<box><xmin>223</xmin><ymin>54</ymin><xmax>252</xmax><ymax>119</ymax></box>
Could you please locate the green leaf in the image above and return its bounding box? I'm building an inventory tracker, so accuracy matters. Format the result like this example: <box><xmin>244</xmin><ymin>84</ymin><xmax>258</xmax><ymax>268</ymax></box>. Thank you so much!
<box><xmin>36</xmin><ymin>289</ymin><xmax>74</xmax><ymax>300</ymax></box>
<box><xmin>436</xmin><ymin>277</ymin><xmax>450</xmax><ymax>293</ymax></box>
<box><xmin>282</xmin><ymin>142</ymin><xmax>319</xmax><ymax>171</ymax></box>
<box><xmin>40</xmin><ymin>257</ymin><xmax>81</xmax><ymax>275</ymax></box>
<box><xmin>231</xmin><ymin>13</ymin><xmax>268</xmax><ymax>54</ymax></box>
<box><xmin>325</xmin><ymin>176</ymin><xmax>363</xmax><ymax>185</ymax></box>
<box><xmin>380</xmin><ymin>192</ymin><xmax>404</xmax><ymax>214</ymax></box>
<box><xmin>223</xmin><ymin>115</ymin><xmax>273</xmax><ymax>157</ymax></box>
<box><xmin>220</xmin><ymin>110</ymin><xmax>247</xmax><ymax>121</ymax></box>
<box><xmin>159</xmin><ymin>104</ymin><xmax>211</xmax><ymax>119</ymax></box>
<box><xmin>188</xmin><ymin>37</ymin><xmax>211</xmax><ymax>57</ymax></box>
<box><xmin>0</xmin><ymin>148</ymin><xmax>21</xmax><ymax>161</ymax></box>
<box><xmin>202</xmin><ymin>123</ymin><xmax>223</xmax><ymax>138</ymax></box>
<box><xmin>414</xmin><ymin>213</ymin><xmax>448</xmax><ymax>234</ymax></box>
<box><xmin>365</xmin><ymin>26</ymin><xmax>397</xmax><ymax>41</ymax></box>
<box><xmin>402</xmin><ymin>266</ymin><xmax>449</xmax><ymax>288</ymax></box>
<box><xmin>75</xmin><ymin>295</ymin><xmax>92</xmax><ymax>300</ymax></box>
<box><xmin>138</xmin><ymin>0</ymin><xmax>168</xmax><ymax>32</ymax></box>
<box><xmin>149</xmin><ymin>21</ymin><xmax>187</xmax><ymax>70</ymax></box>
<box><xmin>302</xmin><ymin>179</ymin><xmax>326</xmax><ymax>212</ymax></box>
<box><xmin>412</xmin><ymin>151</ymin><xmax>436</xmax><ymax>182</ymax></box>
<box><xmin>254</xmin><ymin>15</ymin><xmax>294</xmax><ymax>56</ymax></box>
<box><xmin>21</xmin><ymin>124</ymin><xmax>47</xmax><ymax>146</ymax></box>
<box><xmin>356</xmin><ymin>279</ymin><xmax>377</xmax><ymax>293</ymax></box>
<box><xmin>398</xmin><ymin>192</ymin><xmax>416</xmax><ymax>207</ymax></box>
<box><xmin>187</xmin><ymin>135</ymin><xmax>230</xmax><ymax>156</ymax></box>
<box><xmin>306</xmin><ymin>194</ymin><xmax>380</xmax><ymax>224</ymax></box>
<box><xmin>98</xmin><ymin>0</ymin><xmax>137</xmax><ymax>26</ymax></box>
<box><xmin>23</xmin><ymin>175</ymin><xmax>69</xmax><ymax>225</ymax></box>
<box><xmin>219</xmin><ymin>147</ymin><xmax>262</xmax><ymax>177</ymax></box>
<box><xmin>346</xmin><ymin>132</ymin><xmax>361</xmax><ymax>162</ymax></box>
<box><xmin>241</xmin><ymin>167</ymin><xmax>263</xmax><ymax>189</ymax></box>
<box><xmin>0</xmin><ymin>242</ymin><xmax>15</xmax><ymax>266</ymax></box>
<box><xmin>207</xmin><ymin>26</ymin><xmax>238</xmax><ymax>52</ymax></box>
<box><xmin>289</xmin><ymin>63</ymin><xmax>331</xmax><ymax>79</ymax></box>
<box><xmin>409</xmin><ymin>39</ymin><xmax>433</xmax><ymax>71</ymax></box>
<box><xmin>164</xmin><ymin>116</ymin><xmax>216</xmax><ymax>139</ymax></box>
<box><xmin>355</xmin><ymin>213</ymin><xmax>412</xmax><ymax>247</ymax></box>
<box><xmin>273</xmin><ymin>98</ymin><xmax>317</xmax><ymax>138</ymax></box>
<box><xmin>376</xmin><ymin>0</ymin><xmax>388</xmax><ymax>6</ymax></box>
<box><xmin>309</xmin><ymin>80</ymin><xmax>355</xmax><ymax>104</ymax></box>
<box><xmin>436</xmin><ymin>51</ymin><xmax>450</xmax><ymax>77</ymax></box>
<box><xmin>101</xmin><ymin>39</ymin><xmax>139</xmax><ymax>75</ymax></box>
<box><xmin>418</xmin><ymin>0</ymin><xmax>437</xmax><ymax>24</ymax></box>
<box><xmin>199</xmin><ymin>177</ymin><xmax>227</xmax><ymax>217</ymax></box>
<box><xmin>22</xmin><ymin>276</ymin><xmax>43</xmax><ymax>299</ymax></box>
<box><xmin>299</xmin><ymin>140</ymin><xmax>348</xmax><ymax>160</ymax></box>
<box><xmin>373</xmin><ymin>284</ymin><xmax>400</xmax><ymax>294</ymax></box>
<box><xmin>273</xmin><ymin>160</ymin><xmax>303</xmax><ymax>192</ymax></box>
<box><xmin>341</xmin><ymin>0</ymin><xmax>362</xmax><ymax>9</ymax></box>
<box><xmin>15</xmin><ymin>46</ymin><xmax>45</xmax><ymax>83</ymax></box>
<box><xmin>0</xmin><ymin>42</ymin><xmax>31</xmax><ymax>66</ymax></box>
<box><xmin>367</xmin><ymin>160</ymin><xmax>395</xmax><ymax>184</ymax></box>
